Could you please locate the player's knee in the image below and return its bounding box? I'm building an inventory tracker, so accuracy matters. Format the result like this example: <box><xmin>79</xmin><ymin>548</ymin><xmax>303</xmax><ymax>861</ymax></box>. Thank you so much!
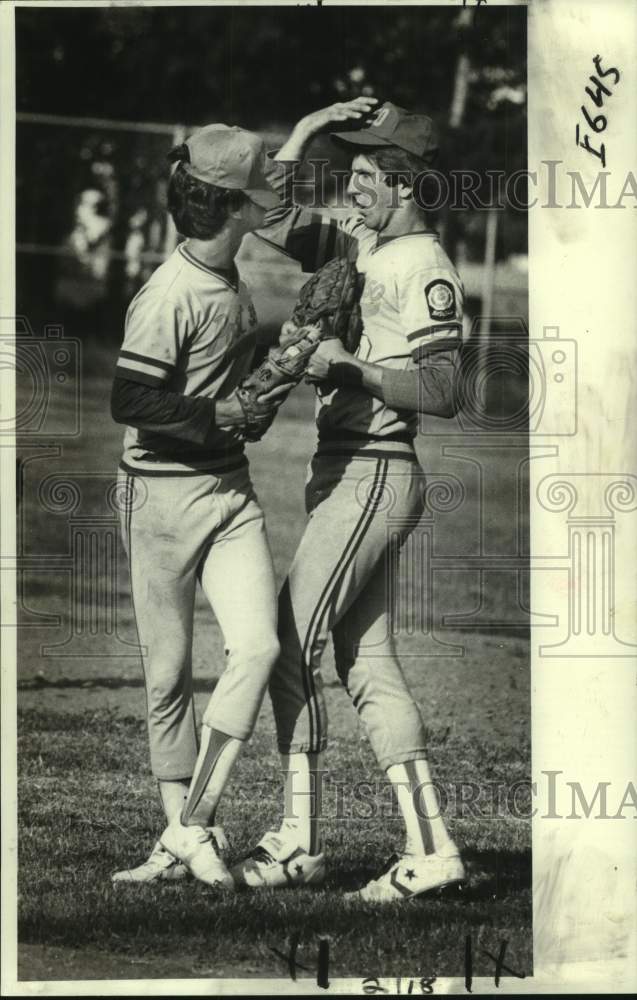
<box><xmin>337</xmin><ymin>654</ymin><xmax>368</xmax><ymax>699</ymax></box>
<box><xmin>260</xmin><ymin>636</ymin><xmax>281</xmax><ymax>672</ymax></box>
<box><xmin>147</xmin><ymin>673</ymin><xmax>188</xmax><ymax>712</ymax></box>
<box><xmin>230</xmin><ymin>635</ymin><xmax>280</xmax><ymax>678</ymax></box>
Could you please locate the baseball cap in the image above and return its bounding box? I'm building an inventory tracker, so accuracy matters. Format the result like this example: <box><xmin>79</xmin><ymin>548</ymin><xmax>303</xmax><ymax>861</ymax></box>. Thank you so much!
<box><xmin>179</xmin><ymin>124</ymin><xmax>279</xmax><ymax>209</ymax></box>
<box><xmin>331</xmin><ymin>101</ymin><xmax>439</xmax><ymax>160</ymax></box>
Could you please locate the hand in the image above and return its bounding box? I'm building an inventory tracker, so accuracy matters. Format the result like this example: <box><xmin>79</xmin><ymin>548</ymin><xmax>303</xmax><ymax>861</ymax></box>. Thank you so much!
<box><xmin>297</xmin><ymin>97</ymin><xmax>379</xmax><ymax>139</ymax></box>
<box><xmin>215</xmin><ymin>384</ymin><xmax>288</xmax><ymax>432</ymax></box>
<box><xmin>214</xmin><ymin>392</ymin><xmax>249</xmax><ymax>429</ymax></box>
<box><xmin>306</xmin><ymin>339</ymin><xmax>356</xmax><ymax>383</ymax></box>
<box><xmin>279</xmin><ymin>320</ymin><xmax>322</xmax><ymax>350</ymax></box>
<box><xmin>255</xmin><ymin>381</ymin><xmax>294</xmax><ymax>406</ymax></box>
<box><xmin>279</xmin><ymin>319</ymin><xmax>300</xmax><ymax>348</ymax></box>
<box><xmin>276</xmin><ymin>97</ymin><xmax>379</xmax><ymax>162</ymax></box>
<box><xmin>241</xmin><ymin>379</ymin><xmax>298</xmax><ymax>442</ymax></box>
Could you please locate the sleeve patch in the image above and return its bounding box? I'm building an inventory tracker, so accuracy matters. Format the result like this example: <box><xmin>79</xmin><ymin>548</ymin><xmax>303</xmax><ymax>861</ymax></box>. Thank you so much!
<box><xmin>425</xmin><ymin>279</ymin><xmax>456</xmax><ymax>321</ymax></box>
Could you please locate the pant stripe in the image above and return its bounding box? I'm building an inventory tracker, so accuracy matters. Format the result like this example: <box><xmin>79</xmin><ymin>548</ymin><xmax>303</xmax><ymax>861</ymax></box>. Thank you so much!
<box><xmin>301</xmin><ymin>458</ymin><xmax>389</xmax><ymax>749</ymax></box>
<box><xmin>124</xmin><ymin>474</ymin><xmax>149</xmax><ymax>727</ymax></box>
<box><xmin>181</xmin><ymin>728</ymin><xmax>232</xmax><ymax>824</ymax></box>
<box><xmin>405</xmin><ymin>759</ymin><xmax>435</xmax><ymax>855</ymax></box>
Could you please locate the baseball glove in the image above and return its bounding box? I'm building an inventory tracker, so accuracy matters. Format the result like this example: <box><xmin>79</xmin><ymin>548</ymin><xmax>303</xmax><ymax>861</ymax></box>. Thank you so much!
<box><xmin>235</xmin><ymin>258</ymin><xmax>363</xmax><ymax>442</ymax></box>
<box><xmin>236</xmin><ymin>324</ymin><xmax>322</xmax><ymax>441</ymax></box>
<box><xmin>292</xmin><ymin>257</ymin><xmax>363</xmax><ymax>354</ymax></box>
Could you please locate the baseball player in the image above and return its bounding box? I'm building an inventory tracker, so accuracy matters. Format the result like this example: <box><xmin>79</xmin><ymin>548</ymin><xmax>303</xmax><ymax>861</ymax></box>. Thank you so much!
<box><xmin>109</xmin><ymin>123</ymin><xmax>299</xmax><ymax>888</ymax></box>
<box><xmin>231</xmin><ymin>101</ymin><xmax>466</xmax><ymax>902</ymax></box>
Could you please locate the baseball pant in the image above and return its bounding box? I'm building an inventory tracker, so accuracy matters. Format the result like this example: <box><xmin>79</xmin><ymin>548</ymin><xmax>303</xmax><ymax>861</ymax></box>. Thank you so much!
<box><xmin>269</xmin><ymin>453</ymin><xmax>429</xmax><ymax>771</ymax></box>
<box><xmin>118</xmin><ymin>466</ymin><xmax>279</xmax><ymax>780</ymax></box>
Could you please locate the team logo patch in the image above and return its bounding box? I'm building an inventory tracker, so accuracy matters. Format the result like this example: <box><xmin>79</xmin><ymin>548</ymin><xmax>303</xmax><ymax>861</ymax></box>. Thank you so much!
<box><xmin>425</xmin><ymin>279</ymin><xmax>456</xmax><ymax>320</ymax></box>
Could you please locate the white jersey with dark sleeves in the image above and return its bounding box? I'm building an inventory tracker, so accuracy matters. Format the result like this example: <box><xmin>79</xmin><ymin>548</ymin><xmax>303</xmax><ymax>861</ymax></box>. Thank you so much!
<box><xmin>315</xmin><ymin>224</ymin><xmax>464</xmax><ymax>456</ymax></box>
<box><xmin>254</xmin><ymin>190</ymin><xmax>464</xmax><ymax>458</ymax></box>
<box><xmin>116</xmin><ymin>242</ymin><xmax>258</xmax><ymax>476</ymax></box>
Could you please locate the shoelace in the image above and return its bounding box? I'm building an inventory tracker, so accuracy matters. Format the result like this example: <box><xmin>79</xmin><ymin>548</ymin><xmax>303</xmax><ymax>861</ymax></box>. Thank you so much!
<box><xmin>191</xmin><ymin>826</ymin><xmax>213</xmax><ymax>846</ymax></box>
<box><xmin>368</xmin><ymin>852</ymin><xmax>400</xmax><ymax>885</ymax></box>
<box><xmin>155</xmin><ymin>848</ymin><xmax>179</xmax><ymax>865</ymax></box>
<box><xmin>248</xmin><ymin>846</ymin><xmax>276</xmax><ymax>866</ymax></box>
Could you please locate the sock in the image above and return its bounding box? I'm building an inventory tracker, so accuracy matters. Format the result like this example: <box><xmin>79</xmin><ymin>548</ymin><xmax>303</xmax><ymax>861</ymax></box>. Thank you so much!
<box><xmin>279</xmin><ymin>752</ymin><xmax>324</xmax><ymax>855</ymax></box>
<box><xmin>158</xmin><ymin>779</ymin><xmax>190</xmax><ymax>823</ymax></box>
<box><xmin>387</xmin><ymin>758</ymin><xmax>453</xmax><ymax>857</ymax></box>
<box><xmin>181</xmin><ymin>725</ymin><xmax>243</xmax><ymax>827</ymax></box>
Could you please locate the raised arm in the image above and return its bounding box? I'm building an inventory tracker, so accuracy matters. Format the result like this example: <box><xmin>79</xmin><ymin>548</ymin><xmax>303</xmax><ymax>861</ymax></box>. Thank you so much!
<box><xmin>274</xmin><ymin>97</ymin><xmax>378</xmax><ymax>164</ymax></box>
<box><xmin>255</xmin><ymin>98</ymin><xmax>377</xmax><ymax>272</ymax></box>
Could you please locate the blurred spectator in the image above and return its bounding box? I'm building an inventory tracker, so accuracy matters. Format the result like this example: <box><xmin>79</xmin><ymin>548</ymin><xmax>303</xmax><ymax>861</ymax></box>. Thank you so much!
<box><xmin>123</xmin><ymin>207</ymin><xmax>148</xmax><ymax>298</ymax></box>
<box><xmin>55</xmin><ymin>187</ymin><xmax>113</xmax><ymax>335</ymax></box>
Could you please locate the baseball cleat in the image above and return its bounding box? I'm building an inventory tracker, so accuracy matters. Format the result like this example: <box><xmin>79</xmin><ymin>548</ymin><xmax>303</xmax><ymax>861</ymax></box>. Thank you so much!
<box><xmin>112</xmin><ymin>840</ymin><xmax>189</xmax><ymax>883</ymax></box>
<box><xmin>160</xmin><ymin>817</ymin><xmax>235</xmax><ymax>890</ymax></box>
<box><xmin>345</xmin><ymin>846</ymin><xmax>465</xmax><ymax>903</ymax></box>
<box><xmin>231</xmin><ymin>830</ymin><xmax>326</xmax><ymax>889</ymax></box>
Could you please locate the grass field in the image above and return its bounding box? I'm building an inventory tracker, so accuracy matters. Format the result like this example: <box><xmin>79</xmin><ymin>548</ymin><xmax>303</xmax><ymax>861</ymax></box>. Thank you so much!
<box><xmin>14</xmin><ymin>332</ymin><xmax>532</xmax><ymax>984</ymax></box>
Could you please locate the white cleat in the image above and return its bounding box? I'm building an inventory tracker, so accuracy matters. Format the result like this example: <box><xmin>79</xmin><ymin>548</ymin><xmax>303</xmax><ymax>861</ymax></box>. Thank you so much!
<box><xmin>160</xmin><ymin>817</ymin><xmax>235</xmax><ymax>890</ymax></box>
<box><xmin>112</xmin><ymin>840</ymin><xmax>189</xmax><ymax>883</ymax></box>
<box><xmin>231</xmin><ymin>830</ymin><xmax>326</xmax><ymax>889</ymax></box>
<box><xmin>346</xmin><ymin>846</ymin><xmax>465</xmax><ymax>903</ymax></box>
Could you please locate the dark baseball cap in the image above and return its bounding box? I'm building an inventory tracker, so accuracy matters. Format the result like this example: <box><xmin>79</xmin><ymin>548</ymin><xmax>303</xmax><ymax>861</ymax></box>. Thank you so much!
<box><xmin>331</xmin><ymin>101</ymin><xmax>439</xmax><ymax>160</ymax></box>
<box><xmin>181</xmin><ymin>124</ymin><xmax>280</xmax><ymax>209</ymax></box>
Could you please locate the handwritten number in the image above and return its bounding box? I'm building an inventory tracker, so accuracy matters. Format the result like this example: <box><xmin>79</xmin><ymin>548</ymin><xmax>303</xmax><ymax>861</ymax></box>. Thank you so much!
<box><xmin>268</xmin><ymin>934</ymin><xmax>329</xmax><ymax>987</ymax></box>
<box><xmin>464</xmin><ymin>934</ymin><xmax>473</xmax><ymax>993</ymax></box>
<box><xmin>494</xmin><ymin>940</ymin><xmax>507</xmax><ymax>987</ymax></box>
<box><xmin>593</xmin><ymin>54</ymin><xmax>620</xmax><ymax>85</ymax></box>
<box><xmin>581</xmin><ymin>104</ymin><xmax>607</xmax><ymax>134</ymax></box>
<box><xmin>576</xmin><ymin>55</ymin><xmax>619</xmax><ymax>169</ymax></box>
<box><xmin>481</xmin><ymin>943</ymin><xmax>526</xmax><ymax>982</ymax></box>
<box><xmin>317</xmin><ymin>938</ymin><xmax>330</xmax><ymax>990</ymax></box>
<box><xmin>420</xmin><ymin>977</ymin><xmax>436</xmax><ymax>994</ymax></box>
<box><xmin>268</xmin><ymin>932</ymin><xmax>310</xmax><ymax>981</ymax></box>
<box><xmin>287</xmin><ymin>931</ymin><xmax>301</xmax><ymax>982</ymax></box>
<box><xmin>362</xmin><ymin>979</ymin><xmax>388</xmax><ymax>996</ymax></box>
<box><xmin>585</xmin><ymin>76</ymin><xmax>612</xmax><ymax>108</ymax></box>
<box><xmin>576</xmin><ymin>124</ymin><xmax>606</xmax><ymax>168</ymax></box>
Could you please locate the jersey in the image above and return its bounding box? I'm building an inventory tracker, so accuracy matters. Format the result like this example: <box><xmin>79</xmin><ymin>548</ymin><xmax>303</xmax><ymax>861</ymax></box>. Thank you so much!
<box><xmin>316</xmin><ymin>219</ymin><xmax>463</xmax><ymax>452</ymax></box>
<box><xmin>115</xmin><ymin>242</ymin><xmax>258</xmax><ymax>475</ymax></box>
<box><xmin>256</xmin><ymin>166</ymin><xmax>463</xmax><ymax>459</ymax></box>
